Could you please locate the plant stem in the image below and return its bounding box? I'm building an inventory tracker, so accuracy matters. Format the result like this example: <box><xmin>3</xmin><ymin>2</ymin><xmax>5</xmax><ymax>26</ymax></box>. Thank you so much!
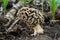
<box><xmin>42</xmin><ymin>0</ymin><xmax>44</xmax><ymax>14</ymax></box>
<box><xmin>52</xmin><ymin>11</ymin><xmax>55</xmax><ymax>20</ymax></box>
<box><xmin>4</xmin><ymin>6</ymin><xmax>6</xmax><ymax>15</ymax></box>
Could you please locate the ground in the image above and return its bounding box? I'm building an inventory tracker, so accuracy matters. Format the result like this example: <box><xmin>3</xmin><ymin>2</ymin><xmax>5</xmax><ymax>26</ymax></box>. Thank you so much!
<box><xmin>0</xmin><ymin>0</ymin><xmax>60</xmax><ymax>40</ymax></box>
<box><xmin>0</xmin><ymin>22</ymin><xmax>60</xmax><ymax>40</ymax></box>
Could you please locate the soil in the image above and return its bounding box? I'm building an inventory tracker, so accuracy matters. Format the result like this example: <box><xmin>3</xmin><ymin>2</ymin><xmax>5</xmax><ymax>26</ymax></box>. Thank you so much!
<box><xmin>0</xmin><ymin>22</ymin><xmax>60</xmax><ymax>40</ymax></box>
<box><xmin>0</xmin><ymin>0</ymin><xmax>60</xmax><ymax>40</ymax></box>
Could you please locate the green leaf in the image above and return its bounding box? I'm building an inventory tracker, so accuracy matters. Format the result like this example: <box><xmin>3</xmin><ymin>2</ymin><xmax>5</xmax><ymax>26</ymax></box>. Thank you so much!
<box><xmin>51</xmin><ymin>0</ymin><xmax>57</xmax><ymax>19</ymax></box>
<box><xmin>48</xmin><ymin>0</ymin><xmax>57</xmax><ymax>20</ymax></box>
<box><xmin>22</xmin><ymin>0</ymin><xmax>27</xmax><ymax>4</ymax></box>
<box><xmin>22</xmin><ymin>0</ymin><xmax>32</xmax><ymax>4</ymax></box>
<box><xmin>55</xmin><ymin>0</ymin><xmax>60</xmax><ymax>6</ymax></box>
<box><xmin>3</xmin><ymin>0</ymin><xmax>9</xmax><ymax>15</ymax></box>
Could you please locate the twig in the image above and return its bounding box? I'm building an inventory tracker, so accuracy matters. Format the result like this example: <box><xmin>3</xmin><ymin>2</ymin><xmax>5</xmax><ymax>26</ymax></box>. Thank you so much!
<box><xmin>4</xmin><ymin>1</ymin><xmax>23</xmax><ymax>26</ymax></box>
<box><xmin>5</xmin><ymin>0</ymin><xmax>23</xmax><ymax>20</ymax></box>
<box><xmin>50</xmin><ymin>20</ymin><xmax>60</xmax><ymax>23</ymax></box>
<box><xmin>6</xmin><ymin>17</ymin><xmax>20</xmax><ymax>32</ymax></box>
<box><xmin>53</xmin><ymin>32</ymin><xmax>57</xmax><ymax>40</ymax></box>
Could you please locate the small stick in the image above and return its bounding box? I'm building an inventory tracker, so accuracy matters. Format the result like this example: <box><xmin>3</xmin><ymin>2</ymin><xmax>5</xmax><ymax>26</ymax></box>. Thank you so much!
<box><xmin>5</xmin><ymin>1</ymin><xmax>23</xmax><ymax>20</ymax></box>
<box><xmin>6</xmin><ymin>18</ymin><xmax>20</xmax><ymax>32</ymax></box>
<box><xmin>4</xmin><ymin>1</ymin><xmax>23</xmax><ymax>26</ymax></box>
<box><xmin>50</xmin><ymin>20</ymin><xmax>60</xmax><ymax>23</ymax></box>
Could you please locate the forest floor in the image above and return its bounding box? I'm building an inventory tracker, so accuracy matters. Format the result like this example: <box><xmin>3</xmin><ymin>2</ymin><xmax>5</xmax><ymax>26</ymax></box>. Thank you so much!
<box><xmin>0</xmin><ymin>23</ymin><xmax>60</xmax><ymax>40</ymax></box>
<box><xmin>0</xmin><ymin>0</ymin><xmax>60</xmax><ymax>40</ymax></box>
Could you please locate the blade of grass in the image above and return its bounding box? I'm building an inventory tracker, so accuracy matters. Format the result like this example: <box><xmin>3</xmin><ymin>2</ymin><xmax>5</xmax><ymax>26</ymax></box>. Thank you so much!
<box><xmin>21</xmin><ymin>0</ymin><xmax>32</xmax><ymax>4</ymax></box>
<box><xmin>22</xmin><ymin>0</ymin><xmax>27</xmax><ymax>4</ymax></box>
<box><xmin>42</xmin><ymin>0</ymin><xmax>44</xmax><ymax>14</ymax></box>
<box><xmin>48</xmin><ymin>0</ymin><xmax>57</xmax><ymax>20</ymax></box>
<box><xmin>51</xmin><ymin>0</ymin><xmax>57</xmax><ymax>20</ymax></box>
<box><xmin>3</xmin><ymin>0</ymin><xmax>9</xmax><ymax>15</ymax></box>
<box><xmin>56</xmin><ymin>0</ymin><xmax>60</xmax><ymax>6</ymax></box>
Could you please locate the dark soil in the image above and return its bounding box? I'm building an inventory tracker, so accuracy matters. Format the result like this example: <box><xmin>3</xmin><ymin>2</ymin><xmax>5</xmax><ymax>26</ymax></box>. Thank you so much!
<box><xmin>0</xmin><ymin>23</ymin><xmax>60</xmax><ymax>40</ymax></box>
<box><xmin>0</xmin><ymin>0</ymin><xmax>60</xmax><ymax>40</ymax></box>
